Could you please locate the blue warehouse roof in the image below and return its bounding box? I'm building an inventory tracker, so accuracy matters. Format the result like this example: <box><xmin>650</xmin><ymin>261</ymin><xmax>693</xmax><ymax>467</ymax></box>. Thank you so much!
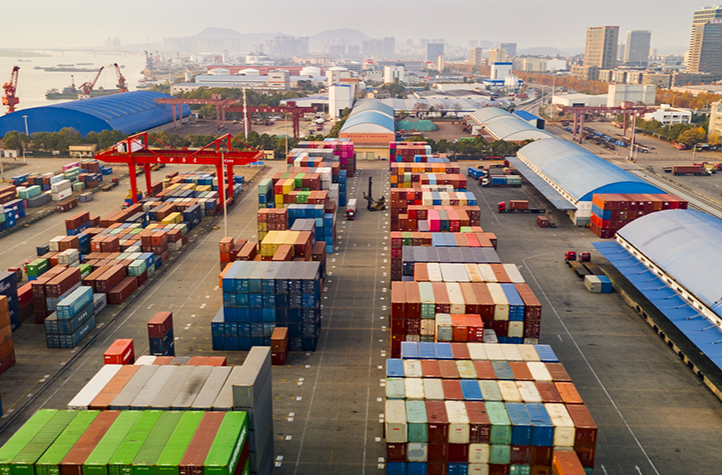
<box><xmin>517</xmin><ymin>139</ymin><xmax>662</xmax><ymax>202</ymax></box>
<box><xmin>513</xmin><ymin>110</ymin><xmax>543</xmax><ymax>122</ymax></box>
<box><xmin>0</xmin><ymin>91</ymin><xmax>190</xmax><ymax>137</ymax></box>
<box><xmin>616</xmin><ymin>209</ymin><xmax>722</xmax><ymax>314</ymax></box>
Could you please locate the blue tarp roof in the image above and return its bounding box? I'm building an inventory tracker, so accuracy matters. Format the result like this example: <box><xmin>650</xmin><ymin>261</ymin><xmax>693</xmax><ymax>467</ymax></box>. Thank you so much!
<box><xmin>517</xmin><ymin>139</ymin><xmax>663</xmax><ymax>202</ymax></box>
<box><xmin>594</xmin><ymin>240</ymin><xmax>722</xmax><ymax>371</ymax></box>
<box><xmin>0</xmin><ymin>91</ymin><xmax>190</xmax><ymax>137</ymax></box>
<box><xmin>507</xmin><ymin>156</ymin><xmax>577</xmax><ymax>210</ymax></box>
<box><xmin>617</xmin><ymin>209</ymin><xmax>722</xmax><ymax>313</ymax></box>
<box><xmin>513</xmin><ymin>110</ymin><xmax>543</xmax><ymax>122</ymax></box>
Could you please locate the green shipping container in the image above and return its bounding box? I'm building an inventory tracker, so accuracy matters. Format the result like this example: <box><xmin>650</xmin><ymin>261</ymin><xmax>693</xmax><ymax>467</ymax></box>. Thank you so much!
<box><xmin>27</xmin><ymin>259</ymin><xmax>50</xmax><ymax>277</ymax></box>
<box><xmin>0</xmin><ymin>410</ymin><xmax>59</xmax><ymax>475</ymax></box>
<box><xmin>405</xmin><ymin>401</ymin><xmax>427</xmax><ymax>443</ymax></box>
<box><xmin>485</xmin><ymin>401</ymin><xmax>512</xmax><ymax>445</ymax></box>
<box><xmin>10</xmin><ymin>411</ymin><xmax>78</xmax><ymax>475</ymax></box>
<box><xmin>83</xmin><ymin>411</ymin><xmax>144</xmax><ymax>475</ymax></box>
<box><xmin>130</xmin><ymin>412</ymin><xmax>183</xmax><ymax>475</ymax></box>
<box><xmin>35</xmin><ymin>411</ymin><xmax>100</xmax><ymax>475</ymax></box>
<box><xmin>419</xmin><ymin>282</ymin><xmax>435</xmax><ymax>319</ymax></box>
<box><xmin>155</xmin><ymin>412</ymin><xmax>204</xmax><ymax>475</ymax></box>
<box><xmin>202</xmin><ymin>412</ymin><xmax>248</xmax><ymax>475</ymax></box>
<box><xmin>108</xmin><ymin>411</ymin><xmax>163</xmax><ymax>475</ymax></box>
<box><xmin>78</xmin><ymin>264</ymin><xmax>93</xmax><ymax>280</ymax></box>
<box><xmin>488</xmin><ymin>444</ymin><xmax>511</xmax><ymax>464</ymax></box>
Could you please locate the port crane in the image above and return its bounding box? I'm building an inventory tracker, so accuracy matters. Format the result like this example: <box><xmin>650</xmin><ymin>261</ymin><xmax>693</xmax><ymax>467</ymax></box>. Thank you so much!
<box><xmin>114</xmin><ymin>63</ymin><xmax>128</xmax><ymax>93</ymax></box>
<box><xmin>78</xmin><ymin>66</ymin><xmax>104</xmax><ymax>99</ymax></box>
<box><xmin>2</xmin><ymin>66</ymin><xmax>20</xmax><ymax>114</ymax></box>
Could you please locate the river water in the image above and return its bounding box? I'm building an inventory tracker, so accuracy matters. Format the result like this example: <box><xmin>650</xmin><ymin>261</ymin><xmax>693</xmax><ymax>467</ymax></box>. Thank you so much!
<box><xmin>0</xmin><ymin>51</ymin><xmax>148</xmax><ymax>111</ymax></box>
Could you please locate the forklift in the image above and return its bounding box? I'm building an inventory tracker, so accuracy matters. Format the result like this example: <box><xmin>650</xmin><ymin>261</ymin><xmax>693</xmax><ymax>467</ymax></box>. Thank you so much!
<box><xmin>362</xmin><ymin>176</ymin><xmax>386</xmax><ymax>211</ymax></box>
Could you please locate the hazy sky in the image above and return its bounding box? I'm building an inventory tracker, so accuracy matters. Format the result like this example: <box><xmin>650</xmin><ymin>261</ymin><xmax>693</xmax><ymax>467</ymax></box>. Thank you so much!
<box><xmin>3</xmin><ymin>0</ymin><xmax>699</xmax><ymax>52</ymax></box>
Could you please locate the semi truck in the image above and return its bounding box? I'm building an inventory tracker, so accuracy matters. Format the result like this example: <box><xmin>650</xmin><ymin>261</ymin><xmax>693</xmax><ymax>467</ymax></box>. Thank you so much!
<box><xmin>662</xmin><ymin>165</ymin><xmax>710</xmax><ymax>176</ymax></box>
<box><xmin>481</xmin><ymin>175</ymin><xmax>522</xmax><ymax>187</ymax></box>
<box><xmin>497</xmin><ymin>201</ymin><xmax>545</xmax><ymax>213</ymax></box>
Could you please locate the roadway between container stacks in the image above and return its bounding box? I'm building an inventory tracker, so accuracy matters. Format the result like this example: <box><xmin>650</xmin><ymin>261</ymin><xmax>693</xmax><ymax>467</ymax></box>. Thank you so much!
<box><xmin>0</xmin><ymin>162</ymin><xmax>285</xmax><ymax>441</ymax></box>
<box><xmin>274</xmin><ymin>164</ymin><xmax>389</xmax><ymax>475</ymax></box>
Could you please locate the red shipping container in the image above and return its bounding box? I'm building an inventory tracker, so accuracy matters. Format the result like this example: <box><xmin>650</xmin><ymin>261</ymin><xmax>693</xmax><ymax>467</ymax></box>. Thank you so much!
<box><xmin>271</xmin><ymin>352</ymin><xmax>287</xmax><ymax>366</ymax></box>
<box><xmin>385</xmin><ymin>443</ymin><xmax>406</xmax><ymax>462</ymax></box>
<box><xmin>552</xmin><ymin>450</ymin><xmax>586</xmax><ymax>475</ymax></box>
<box><xmin>509</xmin><ymin>362</ymin><xmax>534</xmax><ymax>381</ymax></box>
<box><xmin>574</xmin><ymin>447</ymin><xmax>596</xmax><ymax>468</ymax></box>
<box><xmin>447</xmin><ymin>444</ymin><xmax>468</xmax><ymax>463</ymax></box>
<box><xmin>566</xmin><ymin>404</ymin><xmax>598</xmax><ymax>448</ymax></box>
<box><xmin>531</xmin><ymin>446</ymin><xmax>553</xmax><ymax>466</ymax></box>
<box><xmin>205</xmin><ymin>356</ymin><xmax>227</xmax><ymax>366</ymax></box>
<box><xmin>154</xmin><ymin>356</ymin><xmax>174</xmax><ymax>365</ymax></box>
<box><xmin>441</xmin><ymin>379</ymin><xmax>463</xmax><ymax>399</ymax></box>
<box><xmin>147</xmin><ymin>311</ymin><xmax>173</xmax><ymax>338</ymax></box>
<box><xmin>535</xmin><ymin>381</ymin><xmax>563</xmax><ymax>403</ymax></box>
<box><xmin>450</xmin><ymin>342</ymin><xmax>470</xmax><ymax>360</ymax></box>
<box><xmin>108</xmin><ymin>276</ymin><xmax>138</xmax><ymax>305</ymax></box>
<box><xmin>426</xmin><ymin>443</ymin><xmax>448</xmax><ymax>463</ymax></box>
<box><xmin>104</xmin><ymin>339</ymin><xmax>135</xmax><ymax>365</ymax></box>
<box><xmin>426</xmin><ymin>463</ymin><xmax>447</xmax><ymax>475</ymax></box>
<box><xmin>95</xmin><ymin>266</ymin><xmax>127</xmax><ymax>294</ymax></box>
<box><xmin>510</xmin><ymin>445</ymin><xmax>532</xmax><ymax>464</ymax></box>
<box><xmin>439</xmin><ymin>361</ymin><xmax>460</xmax><ymax>379</ymax></box>
<box><xmin>489</xmin><ymin>465</ymin><xmax>510</xmax><ymax>475</ymax></box>
<box><xmin>465</xmin><ymin>401</ymin><xmax>491</xmax><ymax>444</ymax></box>
<box><xmin>472</xmin><ymin>361</ymin><xmax>497</xmax><ymax>380</ymax></box>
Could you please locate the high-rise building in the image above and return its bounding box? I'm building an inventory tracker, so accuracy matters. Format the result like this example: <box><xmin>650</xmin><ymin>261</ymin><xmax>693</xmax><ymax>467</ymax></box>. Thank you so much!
<box><xmin>426</xmin><ymin>43</ymin><xmax>444</xmax><ymax>63</ymax></box>
<box><xmin>624</xmin><ymin>30</ymin><xmax>652</xmax><ymax>66</ymax></box>
<box><xmin>687</xmin><ymin>5</ymin><xmax>722</xmax><ymax>73</ymax></box>
<box><xmin>709</xmin><ymin>101</ymin><xmax>722</xmax><ymax>140</ymax></box>
<box><xmin>584</xmin><ymin>26</ymin><xmax>619</xmax><ymax>69</ymax></box>
<box><xmin>362</xmin><ymin>38</ymin><xmax>395</xmax><ymax>58</ymax></box>
<box><xmin>499</xmin><ymin>43</ymin><xmax>517</xmax><ymax>57</ymax></box>
<box><xmin>488</xmin><ymin>48</ymin><xmax>507</xmax><ymax>65</ymax></box>
<box><xmin>469</xmin><ymin>47</ymin><xmax>483</xmax><ymax>66</ymax></box>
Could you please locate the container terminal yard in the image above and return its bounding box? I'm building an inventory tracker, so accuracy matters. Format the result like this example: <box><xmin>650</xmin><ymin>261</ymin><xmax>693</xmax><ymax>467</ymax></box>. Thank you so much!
<box><xmin>0</xmin><ymin>97</ymin><xmax>721</xmax><ymax>475</ymax></box>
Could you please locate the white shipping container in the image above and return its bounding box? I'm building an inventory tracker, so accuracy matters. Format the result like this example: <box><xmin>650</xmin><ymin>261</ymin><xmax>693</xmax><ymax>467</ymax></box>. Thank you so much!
<box><xmin>508</xmin><ymin>321</ymin><xmax>524</xmax><ymax>338</ymax></box>
<box><xmin>500</xmin><ymin>344</ymin><xmax>522</xmax><ymax>362</ymax></box>
<box><xmin>478</xmin><ymin>264</ymin><xmax>497</xmax><ymax>283</ymax></box>
<box><xmin>452</xmin><ymin>264</ymin><xmax>470</xmax><ymax>283</ymax></box>
<box><xmin>404</xmin><ymin>378</ymin><xmax>425</xmax><ymax>399</ymax></box>
<box><xmin>58</xmin><ymin>249</ymin><xmax>80</xmax><ymax>266</ymax></box>
<box><xmin>527</xmin><ymin>362</ymin><xmax>553</xmax><ymax>381</ymax></box>
<box><xmin>446</xmin><ymin>283</ymin><xmax>465</xmax><ymax>314</ymax></box>
<box><xmin>445</xmin><ymin>400</ymin><xmax>470</xmax><ymax>444</ymax></box>
<box><xmin>427</xmin><ymin>263</ymin><xmax>442</xmax><ymax>282</ymax></box>
<box><xmin>406</xmin><ymin>335</ymin><xmax>421</xmax><ymax>342</ymax></box>
<box><xmin>52</xmin><ymin>189</ymin><xmax>73</xmax><ymax>201</ymax></box>
<box><xmin>545</xmin><ymin>403</ymin><xmax>576</xmax><ymax>446</ymax></box>
<box><xmin>483</xmin><ymin>343</ymin><xmax>505</xmax><ymax>361</ymax></box>
<box><xmin>497</xmin><ymin>381</ymin><xmax>523</xmax><ymax>402</ymax></box>
<box><xmin>131</xmin><ymin>365</ymin><xmax>175</xmax><ymax>408</ymax></box>
<box><xmin>487</xmin><ymin>283</ymin><xmax>509</xmax><ymax>320</ymax></box>
<box><xmin>403</xmin><ymin>359</ymin><xmax>422</xmax><ymax>378</ymax></box>
<box><xmin>51</xmin><ymin>179</ymin><xmax>72</xmax><ymax>193</ymax></box>
<box><xmin>385</xmin><ymin>400</ymin><xmax>408</xmax><ymax>443</ymax></box>
<box><xmin>420</xmin><ymin>319</ymin><xmax>435</xmax><ymax>336</ymax></box>
<box><xmin>49</xmin><ymin>236</ymin><xmax>63</xmax><ymax>252</ymax></box>
<box><xmin>467</xmin><ymin>343</ymin><xmax>487</xmax><ymax>360</ymax></box>
<box><xmin>516</xmin><ymin>381</ymin><xmax>542</xmax><ymax>403</ymax></box>
<box><xmin>478</xmin><ymin>380</ymin><xmax>502</xmax><ymax>401</ymax></box>
<box><xmin>423</xmin><ymin>378</ymin><xmax>444</xmax><ymax>400</ymax></box>
<box><xmin>440</xmin><ymin>263</ymin><xmax>456</xmax><ymax>283</ymax></box>
<box><xmin>516</xmin><ymin>344</ymin><xmax>540</xmax><ymax>362</ymax></box>
<box><xmin>468</xmin><ymin>443</ymin><xmax>490</xmax><ymax>464</ymax></box>
<box><xmin>502</xmin><ymin>264</ymin><xmax>525</xmax><ymax>284</ymax></box>
<box><xmin>435</xmin><ymin>314</ymin><xmax>453</xmax><ymax>341</ymax></box>
<box><xmin>134</xmin><ymin>355</ymin><xmax>157</xmax><ymax>365</ymax></box>
<box><xmin>439</xmin><ymin>191</ymin><xmax>450</xmax><ymax>206</ymax></box>
<box><xmin>466</xmin><ymin>264</ymin><xmax>483</xmax><ymax>283</ymax></box>
<box><xmin>67</xmin><ymin>364</ymin><xmax>123</xmax><ymax>409</ymax></box>
<box><xmin>468</xmin><ymin>463</ymin><xmax>490</xmax><ymax>474</ymax></box>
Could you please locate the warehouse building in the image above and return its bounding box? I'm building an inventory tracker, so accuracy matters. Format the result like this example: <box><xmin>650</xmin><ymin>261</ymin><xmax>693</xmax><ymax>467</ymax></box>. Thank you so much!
<box><xmin>339</xmin><ymin>100</ymin><xmax>395</xmax><ymax>159</ymax></box>
<box><xmin>510</xmin><ymin>138</ymin><xmax>662</xmax><ymax>224</ymax></box>
<box><xmin>468</xmin><ymin>107</ymin><xmax>553</xmax><ymax>142</ymax></box>
<box><xmin>594</xmin><ymin>209</ymin><xmax>722</xmax><ymax>400</ymax></box>
<box><xmin>0</xmin><ymin>91</ymin><xmax>190</xmax><ymax>137</ymax></box>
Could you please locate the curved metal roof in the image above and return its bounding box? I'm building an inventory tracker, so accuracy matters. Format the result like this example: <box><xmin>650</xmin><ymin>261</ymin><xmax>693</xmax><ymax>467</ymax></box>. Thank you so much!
<box><xmin>340</xmin><ymin>110</ymin><xmax>395</xmax><ymax>134</ymax></box>
<box><xmin>517</xmin><ymin>138</ymin><xmax>662</xmax><ymax>202</ymax></box>
<box><xmin>617</xmin><ymin>209</ymin><xmax>722</xmax><ymax>313</ymax></box>
<box><xmin>469</xmin><ymin>107</ymin><xmax>512</xmax><ymax>124</ymax></box>
<box><xmin>484</xmin><ymin>116</ymin><xmax>551</xmax><ymax>141</ymax></box>
<box><xmin>0</xmin><ymin>91</ymin><xmax>190</xmax><ymax>137</ymax></box>
<box><xmin>352</xmin><ymin>100</ymin><xmax>395</xmax><ymax>118</ymax></box>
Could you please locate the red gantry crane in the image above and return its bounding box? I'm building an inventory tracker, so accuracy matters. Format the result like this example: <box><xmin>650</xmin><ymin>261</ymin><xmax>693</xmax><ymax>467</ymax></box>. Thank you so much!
<box><xmin>114</xmin><ymin>63</ymin><xmax>128</xmax><ymax>93</ymax></box>
<box><xmin>78</xmin><ymin>66</ymin><xmax>105</xmax><ymax>99</ymax></box>
<box><xmin>95</xmin><ymin>132</ymin><xmax>263</xmax><ymax>208</ymax></box>
<box><xmin>2</xmin><ymin>66</ymin><xmax>20</xmax><ymax>114</ymax></box>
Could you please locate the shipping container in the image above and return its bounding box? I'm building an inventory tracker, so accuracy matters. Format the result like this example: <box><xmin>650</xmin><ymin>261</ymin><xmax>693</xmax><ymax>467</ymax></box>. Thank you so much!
<box><xmin>59</xmin><ymin>411</ymin><xmax>120</xmax><ymax>475</ymax></box>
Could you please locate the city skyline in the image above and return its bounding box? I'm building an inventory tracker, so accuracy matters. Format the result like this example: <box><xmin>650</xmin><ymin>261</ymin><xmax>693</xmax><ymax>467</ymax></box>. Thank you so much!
<box><xmin>1</xmin><ymin>0</ymin><xmax>703</xmax><ymax>52</ymax></box>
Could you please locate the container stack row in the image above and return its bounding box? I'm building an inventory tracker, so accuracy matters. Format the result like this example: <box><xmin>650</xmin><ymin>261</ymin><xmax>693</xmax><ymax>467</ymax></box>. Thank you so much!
<box><xmin>44</xmin><ymin>285</ymin><xmax>98</xmax><ymax>349</ymax></box>
<box><xmin>391</xmin><ymin>163</ymin><xmax>461</xmax><ymax>176</ymax></box>
<box><xmin>398</xmin><ymin>247</ymin><xmax>502</xmax><ymax>281</ymax></box>
<box><xmin>391</xmin><ymin>173</ymin><xmax>468</xmax><ymax>190</ymax></box>
<box><xmin>295</xmin><ymin>139</ymin><xmax>356</xmax><ymax>177</ymax></box>
<box><xmin>391</xmin><ymin>189</ymin><xmax>478</xmax><ymax>207</ymax></box>
<box><xmin>390</xmin><ymin>281</ymin><xmax>541</xmax><ymax>355</ymax></box>
<box><xmin>590</xmin><ymin>193</ymin><xmax>688</xmax><ymax>238</ymax></box>
<box><xmin>389</xmin><ymin>142</ymin><xmax>432</xmax><ymax>163</ymax></box>
<box><xmin>0</xmin><ymin>295</ymin><xmax>16</xmax><ymax>377</ymax></box>
<box><xmin>214</xmin><ymin>261</ymin><xmax>322</xmax><ymax>351</ymax></box>
<box><xmin>0</xmin><ymin>271</ymin><xmax>22</xmax><ymax>331</ymax></box>
<box><xmin>0</xmin><ymin>199</ymin><xmax>25</xmax><ymax>231</ymax></box>
<box><xmin>392</xmin><ymin>205</ymin><xmax>482</xmax><ymax>233</ymax></box>
<box><xmin>383</xmin><ymin>342</ymin><xmax>596</xmax><ymax>475</ymax></box>
<box><xmin>0</xmin><ymin>409</ymin><xmax>252</xmax><ymax>475</ymax></box>
<box><xmin>147</xmin><ymin>311</ymin><xmax>175</xmax><ymax>357</ymax></box>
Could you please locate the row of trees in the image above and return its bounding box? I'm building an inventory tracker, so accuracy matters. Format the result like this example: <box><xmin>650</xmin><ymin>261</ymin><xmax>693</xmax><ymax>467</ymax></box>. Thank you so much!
<box><xmin>1</xmin><ymin>128</ymin><xmax>323</xmax><ymax>159</ymax></box>
<box><xmin>656</xmin><ymin>89</ymin><xmax>722</xmax><ymax>111</ymax></box>
<box><xmin>405</xmin><ymin>135</ymin><xmax>529</xmax><ymax>156</ymax></box>
<box><xmin>634</xmin><ymin>119</ymin><xmax>714</xmax><ymax>147</ymax></box>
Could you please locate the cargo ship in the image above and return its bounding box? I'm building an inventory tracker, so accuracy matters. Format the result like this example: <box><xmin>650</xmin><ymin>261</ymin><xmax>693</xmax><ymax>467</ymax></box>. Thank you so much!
<box><xmin>46</xmin><ymin>86</ymin><xmax>121</xmax><ymax>100</ymax></box>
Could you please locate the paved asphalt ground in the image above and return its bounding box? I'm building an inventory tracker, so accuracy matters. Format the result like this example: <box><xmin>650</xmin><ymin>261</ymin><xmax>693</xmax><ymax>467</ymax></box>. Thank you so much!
<box><xmin>0</xmin><ymin>159</ymin><xmax>722</xmax><ymax>474</ymax></box>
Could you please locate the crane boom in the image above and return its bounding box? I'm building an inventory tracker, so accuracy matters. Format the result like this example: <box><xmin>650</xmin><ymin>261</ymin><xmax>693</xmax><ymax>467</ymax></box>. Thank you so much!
<box><xmin>78</xmin><ymin>66</ymin><xmax>104</xmax><ymax>98</ymax></box>
<box><xmin>2</xmin><ymin>66</ymin><xmax>20</xmax><ymax>114</ymax></box>
<box><xmin>114</xmin><ymin>63</ymin><xmax>128</xmax><ymax>93</ymax></box>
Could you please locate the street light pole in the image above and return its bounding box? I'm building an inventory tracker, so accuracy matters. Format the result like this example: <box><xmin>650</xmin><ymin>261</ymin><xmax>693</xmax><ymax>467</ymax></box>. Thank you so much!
<box><xmin>22</xmin><ymin>115</ymin><xmax>28</xmax><ymax>164</ymax></box>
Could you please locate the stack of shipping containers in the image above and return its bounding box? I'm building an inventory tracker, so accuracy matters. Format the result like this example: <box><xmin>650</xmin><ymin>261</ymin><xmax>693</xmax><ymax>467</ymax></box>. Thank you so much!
<box><xmin>384</xmin><ymin>342</ymin><xmax>598</xmax><ymax>474</ymax></box>
<box><xmin>0</xmin><ymin>295</ymin><xmax>15</xmax><ymax>379</ymax></box>
<box><xmin>147</xmin><ymin>312</ymin><xmax>175</xmax><ymax>357</ymax></box>
<box><xmin>590</xmin><ymin>193</ymin><xmax>688</xmax><ymax>238</ymax></box>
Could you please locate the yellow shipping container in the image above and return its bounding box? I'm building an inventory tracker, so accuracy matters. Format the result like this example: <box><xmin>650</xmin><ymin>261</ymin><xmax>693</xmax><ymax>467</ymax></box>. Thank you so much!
<box><xmin>258</xmin><ymin>222</ymin><xmax>268</xmax><ymax>232</ymax></box>
<box><xmin>275</xmin><ymin>194</ymin><xmax>284</xmax><ymax>204</ymax></box>
<box><xmin>282</xmin><ymin>179</ymin><xmax>293</xmax><ymax>195</ymax></box>
<box><xmin>161</xmin><ymin>212</ymin><xmax>182</xmax><ymax>224</ymax></box>
<box><xmin>390</xmin><ymin>175</ymin><xmax>398</xmax><ymax>184</ymax></box>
